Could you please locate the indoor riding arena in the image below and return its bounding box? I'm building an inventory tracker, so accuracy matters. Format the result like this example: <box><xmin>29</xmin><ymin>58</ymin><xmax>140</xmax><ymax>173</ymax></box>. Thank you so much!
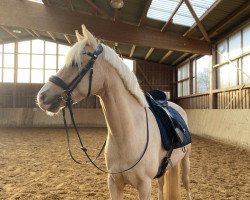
<box><xmin>0</xmin><ymin>0</ymin><xmax>249</xmax><ymax>200</ymax></box>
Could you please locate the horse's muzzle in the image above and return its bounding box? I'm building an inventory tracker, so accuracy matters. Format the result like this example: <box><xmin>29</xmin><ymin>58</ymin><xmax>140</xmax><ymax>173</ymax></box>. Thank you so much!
<box><xmin>37</xmin><ymin>92</ymin><xmax>63</xmax><ymax>113</ymax></box>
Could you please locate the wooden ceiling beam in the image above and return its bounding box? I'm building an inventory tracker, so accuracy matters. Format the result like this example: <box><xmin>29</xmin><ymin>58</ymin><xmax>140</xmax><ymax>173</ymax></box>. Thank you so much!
<box><xmin>64</xmin><ymin>34</ymin><xmax>72</xmax><ymax>45</ymax></box>
<box><xmin>32</xmin><ymin>29</ymin><xmax>40</xmax><ymax>37</ymax></box>
<box><xmin>84</xmin><ymin>0</ymin><xmax>109</xmax><ymax>18</ymax></box>
<box><xmin>145</xmin><ymin>48</ymin><xmax>154</xmax><ymax>60</ymax></box>
<box><xmin>178</xmin><ymin>54</ymin><xmax>197</xmax><ymax>66</ymax></box>
<box><xmin>130</xmin><ymin>45</ymin><xmax>136</xmax><ymax>57</ymax></box>
<box><xmin>47</xmin><ymin>31</ymin><xmax>56</xmax><ymax>41</ymax></box>
<box><xmin>161</xmin><ymin>0</ymin><xmax>184</xmax><ymax>32</ymax></box>
<box><xmin>183</xmin><ymin>0</ymin><xmax>223</xmax><ymax>37</ymax></box>
<box><xmin>184</xmin><ymin>0</ymin><xmax>210</xmax><ymax>42</ymax></box>
<box><xmin>138</xmin><ymin>0</ymin><xmax>152</xmax><ymax>27</ymax></box>
<box><xmin>65</xmin><ymin>0</ymin><xmax>74</xmax><ymax>11</ymax></box>
<box><xmin>1</xmin><ymin>26</ymin><xmax>19</xmax><ymax>39</ymax></box>
<box><xmin>171</xmin><ymin>53</ymin><xmax>189</xmax><ymax>66</ymax></box>
<box><xmin>25</xmin><ymin>28</ymin><xmax>35</xmax><ymax>37</ymax></box>
<box><xmin>0</xmin><ymin>0</ymin><xmax>211</xmax><ymax>55</ymax></box>
<box><xmin>159</xmin><ymin>51</ymin><xmax>173</xmax><ymax>63</ymax></box>
<box><xmin>207</xmin><ymin>1</ymin><xmax>250</xmax><ymax>38</ymax></box>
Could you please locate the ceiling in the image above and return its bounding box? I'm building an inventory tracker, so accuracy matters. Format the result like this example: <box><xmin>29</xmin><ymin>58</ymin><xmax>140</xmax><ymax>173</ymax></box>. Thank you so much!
<box><xmin>0</xmin><ymin>0</ymin><xmax>249</xmax><ymax>66</ymax></box>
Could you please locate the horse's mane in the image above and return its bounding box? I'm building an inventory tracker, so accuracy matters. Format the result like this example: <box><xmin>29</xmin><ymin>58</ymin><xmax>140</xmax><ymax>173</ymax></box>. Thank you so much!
<box><xmin>102</xmin><ymin>44</ymin><xmax>147</xmax><ymax>107</ymax></box>
<box><xmin>64</xmin><ymin>41</ymin><xmax>147</xmax><ymax>107</ymax></box>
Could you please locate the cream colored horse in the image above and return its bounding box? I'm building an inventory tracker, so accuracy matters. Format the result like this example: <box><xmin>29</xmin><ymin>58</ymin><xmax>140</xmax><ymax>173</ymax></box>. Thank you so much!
<box><xmin>37</xmin><ymin>25</ymin><xmax>191</xmax><ymax>200</ymax></box>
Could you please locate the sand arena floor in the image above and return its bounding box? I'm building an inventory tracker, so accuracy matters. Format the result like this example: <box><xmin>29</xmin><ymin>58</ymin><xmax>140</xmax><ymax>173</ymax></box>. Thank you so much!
<box><xmin>0</xmin><ymin>128</ymin><xmax>249</xmax><ymax>200</ymax></box>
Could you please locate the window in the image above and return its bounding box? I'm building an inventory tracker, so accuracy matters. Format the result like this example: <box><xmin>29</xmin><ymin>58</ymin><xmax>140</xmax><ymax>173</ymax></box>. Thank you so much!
<box><xmin>217</xmin><ymin>62</ymin><xmax>238</xmax><ymax>88</ymax></box>
<box><xmin>193</xmin><ymin>56</ymin><xmax>210</xmax><ymax>93</ymax></box>
<box><xmin>216</xmin><ymin>24</ymin><xmax>250</xmax><ymax>89</ymax></box>
<box><xmin>229</xmin><ymin>32</ymin><xmax>241</xmax><ymax>59</ymax></box>
<box><xmin>243</xmin><ymin>26</ymin><xmax>250</xmax><ymax>53</ymax></box>
<box><xmin>2</xmin><ymin>43</ymin><xmax>15</xmax><ymax>83</ymax></box>
<box><xmin>122</xmin><ymin>58</ymin><xmax>134</xmax><ymax>71</ymax></box>
<box><xmin>58</xmin><ymin>44</ymin><xmax>70</xmax><ymax>70</ymax></box>
<box><xmin>242</xmin><ymin>55</ymin><xmax>250</xmax><ymax>84</ymax></box>
<box><xmin>0</xmin><ymin>39</ymin><xmax>70</xmax><ymax>84</ymax></box>
<box><xmin>177</xmin><ymin>63</ymin><xmax>189</xmax><ymax>97</ymax></box>
<box><xmin>147</xmin><ymin>0</ymin><xmax>216</xmax><ymax>27</ymax></box>
<box><xmin>18</xmin><ymin>41</ymin><xmax>31</xmax><ymax>83</ymax></box>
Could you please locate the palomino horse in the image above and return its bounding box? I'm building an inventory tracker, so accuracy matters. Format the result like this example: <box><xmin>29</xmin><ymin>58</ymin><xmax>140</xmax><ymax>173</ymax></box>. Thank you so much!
<box><xmin>37</xmin><ymin>25</ymin><xmax>191</xmax><ymax>200</ymax></box>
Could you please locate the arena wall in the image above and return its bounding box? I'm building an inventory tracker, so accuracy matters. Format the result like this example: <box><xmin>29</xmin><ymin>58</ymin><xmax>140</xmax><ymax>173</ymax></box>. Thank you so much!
<box><xmin>0</xmin><ymin>108</ymin><xmax>106</xmax><ymax>127</ymax></box>
<box><xmin>186</xmin><ymin>109</ymin><xmax>250</xmax><ymax>149</ymax></box>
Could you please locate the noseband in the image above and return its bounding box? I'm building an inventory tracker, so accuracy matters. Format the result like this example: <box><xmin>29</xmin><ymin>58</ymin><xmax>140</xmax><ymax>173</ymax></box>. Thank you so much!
<box><xmin>48</xmin><ymin>44</ymin><xmax>149</xmax><ymax>175</ymax></box>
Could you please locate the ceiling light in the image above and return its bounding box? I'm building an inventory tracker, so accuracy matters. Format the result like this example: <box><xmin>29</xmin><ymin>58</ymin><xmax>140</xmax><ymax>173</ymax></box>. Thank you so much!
<box><xmin>110</xmin><ymin>0</ymin><xmax>124</xmax><ymax>9</ymax></box>
<box><xmin>13</xmin><ymin>30</ymin><xmax>22</xmax><ymax>34</ymax></box>
<box><xmin>27</xmin><ymin>0</ymin><xmax>44</xmax><ymax>4</ymax></box>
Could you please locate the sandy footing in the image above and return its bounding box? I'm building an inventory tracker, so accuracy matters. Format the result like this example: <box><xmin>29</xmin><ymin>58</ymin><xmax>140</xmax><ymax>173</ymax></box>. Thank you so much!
<box><xmin>0</xmin><ymin>128</ymin><xmax>249</xmax><ymax>199</ymax></box>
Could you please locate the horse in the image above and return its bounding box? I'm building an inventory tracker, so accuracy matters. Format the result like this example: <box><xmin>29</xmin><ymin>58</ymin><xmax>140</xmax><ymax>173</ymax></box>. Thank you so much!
<box><xmin>37</xmin><ymin>25</ymin><xmax>191</xmax><ymax>200</ymax></box>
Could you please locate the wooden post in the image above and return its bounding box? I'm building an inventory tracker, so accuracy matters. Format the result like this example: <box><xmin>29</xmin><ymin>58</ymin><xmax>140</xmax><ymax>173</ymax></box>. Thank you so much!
<box><xmin>189</xmin><ymin>59</ymin><xmax>193</xmax><ymax>95</ymax></box>
<box><xmin>13</xmin><ymin>41</ymin><xmax>18</xmax><ymax>108</ymax></box>
<box><xmin>172</xmin><ymin>67</ymin><xmax>177</xmax><ymax>102</ymax></box>
<box><xmin>209</xmin><ymin>46</ymin><xmax>217</xmax><ymax>109</ymax></box>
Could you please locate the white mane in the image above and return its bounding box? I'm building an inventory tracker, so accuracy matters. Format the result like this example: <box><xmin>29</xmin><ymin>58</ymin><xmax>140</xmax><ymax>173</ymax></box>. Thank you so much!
<box><xmin>102</xmin><ymin>44</ymin><xmax>147</xmax><ymax>107</ymax></box>
<box><xmin>64</xmin><ymin>40</ymin><xmax>87</xmax><ymax>68</ymax></box>
<box><xmin>64</xmin><ymin>41</ymin><xmax>147</xmax><ymax>107</ymax></box>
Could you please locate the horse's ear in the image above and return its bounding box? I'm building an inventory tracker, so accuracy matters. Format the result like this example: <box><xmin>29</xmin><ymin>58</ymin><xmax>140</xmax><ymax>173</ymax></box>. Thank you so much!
<box><xmin>81</xmin><ymin>24</ymin><xmax>97</xmax><ymax>48</ymax></box>
<box><xmin>75</xmin><ymin>30</ymin><xmax>84</xmax><ymax>42</ymax></box>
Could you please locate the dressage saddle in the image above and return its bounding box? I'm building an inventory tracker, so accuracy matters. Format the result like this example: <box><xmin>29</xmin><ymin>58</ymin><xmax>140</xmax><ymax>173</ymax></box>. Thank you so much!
<box><xmin>145</xmin><ymin>90</ymin><xmax>192</xmax><ymax>178</ymax></box>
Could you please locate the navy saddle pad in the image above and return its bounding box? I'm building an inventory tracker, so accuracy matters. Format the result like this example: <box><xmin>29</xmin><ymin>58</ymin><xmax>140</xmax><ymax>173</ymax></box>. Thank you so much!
<box><xmin>145</xmin><ymin>91</ymin><xmax>191</xmax><ymax>151</ymax></box>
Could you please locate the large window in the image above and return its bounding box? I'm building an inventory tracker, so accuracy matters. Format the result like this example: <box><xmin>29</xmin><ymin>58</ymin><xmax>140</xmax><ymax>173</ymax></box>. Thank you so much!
<box><xmin>177</xmin><ymin>63</ymin><xmax>189</xmax><ymax>97</ymax></box>
<box><xmin>0</xmin><ymin>39</ymin><xmax>70</xmax><ymax>83</ymax></box>
<box><xmin>193</xmin><ymin>55</ymin><xmax>210</xmax><ymax>93</ymax></box>
<box><xmin>216</xmin><ymin>25</ymin><xmax>250</xmax><ymax>88</ymax></box>
<box><xmin>0</xmin><ymin>43</ymin><xmax>15</xmax><ymax>83</ymax></box>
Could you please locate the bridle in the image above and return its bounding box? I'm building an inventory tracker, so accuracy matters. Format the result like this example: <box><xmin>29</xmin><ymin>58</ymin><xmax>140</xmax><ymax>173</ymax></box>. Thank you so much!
<box><xmin>49</xmin><ymin>44</ymin><xmax>104</xmax><ymax>101</ymax></box>
<box><xmin>48</xmin><ymin>44</ymin><xmax>149</xmax><ymax>174</ymax></box>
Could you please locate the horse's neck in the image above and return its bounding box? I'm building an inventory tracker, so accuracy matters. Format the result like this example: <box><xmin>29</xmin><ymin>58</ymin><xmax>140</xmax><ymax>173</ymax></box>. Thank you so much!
<box><xmin>99</xmin><ymin>67</ymin><xmax>145</xmax><ymax>142</ymax></box>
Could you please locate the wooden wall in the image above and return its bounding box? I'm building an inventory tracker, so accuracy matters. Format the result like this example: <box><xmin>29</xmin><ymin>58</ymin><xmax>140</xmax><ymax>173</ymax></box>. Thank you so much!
<box><xmin>176</xmin><ymin>93</ymin><xmax>210</xmax><ymax>109</ymax></box>
<box><xmin>135</xmin><ymin>60</ymin><xmax>173</xmax><ymax>99</ymax></box>
<box><xmin>176</xmin><ymin>85</ymin><xmax>250</xmax><ymax>109</ymax></box>
<box><xmin>0</xmin><ymin>83</ymin><xmax>99</xmax><ymax>108</ymax></box>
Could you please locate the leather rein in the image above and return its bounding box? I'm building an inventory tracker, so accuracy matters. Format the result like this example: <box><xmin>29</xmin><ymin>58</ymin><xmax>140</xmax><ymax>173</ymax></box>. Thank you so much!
<box><xmin>49</xmin><ymin>44</ymin><xmax>149</xmax><ymax>174</ymax></box>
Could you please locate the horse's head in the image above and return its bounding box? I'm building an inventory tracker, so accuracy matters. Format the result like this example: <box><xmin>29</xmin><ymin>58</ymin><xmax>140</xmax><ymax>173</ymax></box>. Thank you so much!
<box><xmin>37</xmin><ymin>25</ymin><xmax>106</xmax><ymax>114</ymax></box>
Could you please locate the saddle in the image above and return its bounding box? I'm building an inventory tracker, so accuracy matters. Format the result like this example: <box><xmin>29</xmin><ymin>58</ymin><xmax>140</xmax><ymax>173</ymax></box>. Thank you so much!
<box><xmin>145</xmin><ymin>90</ymin><xmax>192</xmax><ymax>178</ymax></box>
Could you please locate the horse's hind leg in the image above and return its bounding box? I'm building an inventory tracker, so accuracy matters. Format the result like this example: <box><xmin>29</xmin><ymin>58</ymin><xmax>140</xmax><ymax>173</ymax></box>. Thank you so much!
<box><xmin>157</xmin><ymin>176</ymin><xmax>164</xmax><ymax>200</ymax></box>
<box><xmin>181</xmin><ymin>145</ymin><xmax>192</xmax><ymax>200</ymax></box>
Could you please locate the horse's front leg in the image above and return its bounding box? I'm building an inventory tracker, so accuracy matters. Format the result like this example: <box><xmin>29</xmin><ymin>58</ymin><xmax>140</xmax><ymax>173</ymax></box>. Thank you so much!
<box><xmin>138</xmin><ymin>179</ymin><xmax>152</xmax><ymax>200</ymax></box>
<box><xmin>108</xmin><ymin>174</ymin><xmax>124</xmax><ymax>200</ymax></box>
<box><xmin>157</xmin><ymin>176</ymin><xmax>164</xmax><ymax>200</ymax></box>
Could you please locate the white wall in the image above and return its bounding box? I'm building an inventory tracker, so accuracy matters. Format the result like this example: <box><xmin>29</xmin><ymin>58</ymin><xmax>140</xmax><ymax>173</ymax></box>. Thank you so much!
<box><xmin>186</xmin><ymin>109</ymin><xmax>250</xmax><ymax>149</ymax></box>
<box><xmin>0</xmin><ymin>108</ymin><xmax>106</xmax><ymax>127</ymax></box>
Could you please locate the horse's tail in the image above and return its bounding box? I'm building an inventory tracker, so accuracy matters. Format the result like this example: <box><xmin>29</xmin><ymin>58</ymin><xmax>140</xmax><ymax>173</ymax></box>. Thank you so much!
<box><xmin>163</xmin><ymin>163</ymin><xmax>181</xmax><ymax>200</ymax></box>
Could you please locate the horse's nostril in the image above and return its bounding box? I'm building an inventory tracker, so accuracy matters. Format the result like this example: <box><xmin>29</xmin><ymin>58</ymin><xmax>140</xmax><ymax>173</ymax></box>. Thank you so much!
<box><xmin>39</xmin><ymin>92</ymin><xmax>46</xmax><ymax>102</ymax></box>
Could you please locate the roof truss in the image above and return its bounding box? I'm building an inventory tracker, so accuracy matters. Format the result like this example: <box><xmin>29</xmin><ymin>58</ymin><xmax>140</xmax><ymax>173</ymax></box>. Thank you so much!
<box><xmin>0</xmin><ymin>0</ymin><xmax>211</xmax><ymax>55</ymax></box>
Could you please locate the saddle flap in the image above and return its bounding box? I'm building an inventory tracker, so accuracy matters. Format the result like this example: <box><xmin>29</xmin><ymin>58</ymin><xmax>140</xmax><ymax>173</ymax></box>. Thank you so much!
<box><xmin>145</xmin><ymin>91</ymin><xmax>191</xmax><ymax>151</ymax></box>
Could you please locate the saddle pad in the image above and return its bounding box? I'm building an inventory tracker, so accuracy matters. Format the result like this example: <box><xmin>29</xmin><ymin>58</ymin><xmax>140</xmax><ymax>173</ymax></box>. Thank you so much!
<box><xmin>149</xmin><ymin>105</ymin><xmax>192</xmax><ymax>151</ymax></box>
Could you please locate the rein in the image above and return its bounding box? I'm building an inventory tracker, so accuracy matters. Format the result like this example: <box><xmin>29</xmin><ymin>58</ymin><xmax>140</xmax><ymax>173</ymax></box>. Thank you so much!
<box><xmin>49</xmin><ymin>44</ymin><xmax>150</xmax><ymax>174</ymax></box>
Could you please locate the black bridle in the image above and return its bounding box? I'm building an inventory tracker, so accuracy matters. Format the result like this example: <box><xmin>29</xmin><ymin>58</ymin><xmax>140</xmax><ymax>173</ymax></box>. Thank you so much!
<box><xmin>49</xmin><ymin>44</ymin><xmax>104</xmax><ymax>101</ymax></box>
<box><xmin>48</xmin><ymin>44</ymin><xmax>149</xmax><ymax>174</ymax></box>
